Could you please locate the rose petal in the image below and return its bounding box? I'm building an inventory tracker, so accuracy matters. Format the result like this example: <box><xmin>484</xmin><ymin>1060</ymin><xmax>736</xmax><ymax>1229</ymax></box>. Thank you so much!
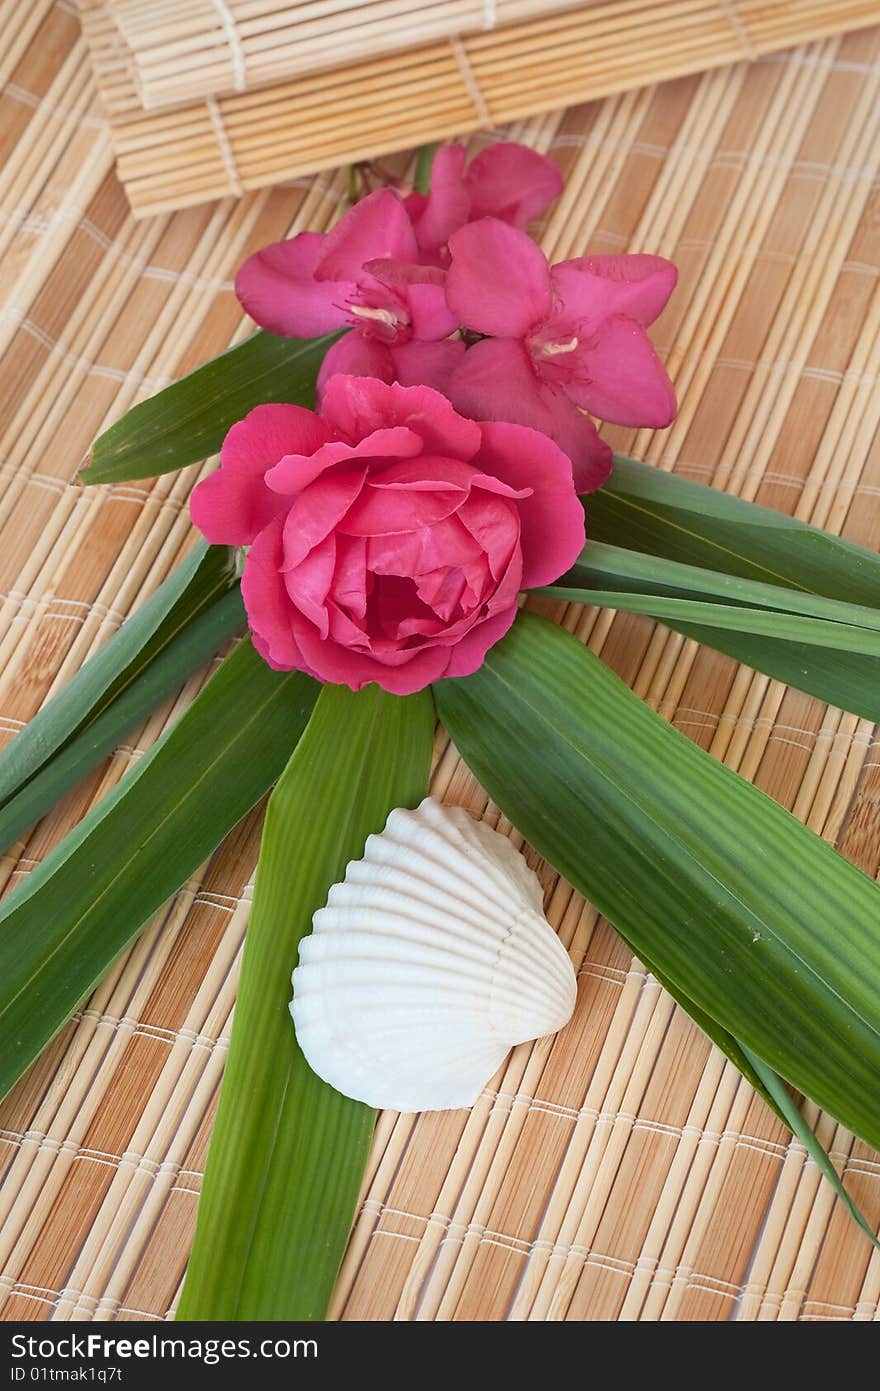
<box><xmin>191</xmin><ymin>403</ymin><xmax>331</xmax><ymax>545</ymax></box>
<box><xmin>446</xmin><ymin>219</ymin><xmax>552</xmax><ymax>337</ymax></box>
<box><xmin>551</xmin><ymin>254</ymin><xmax>677</xmax><ymax>330</ymax></box>
<box><xmin>471</xmin><ymin>420</ymin><xmax>585</xmax><ymax>586</ymax></box>
<box><xmin>330</xmin><ymin>533</ymin><xmax>368</xmax><ymax>619</ymax></box>
<box><xmin>284</xmin><ymin>531</ymin><xmax>336</xmax><ymax>638</ymax></box>
<box><xmin>315</xmin><ymin>189</ymin><xmax>417</xmax><ymax>281</ymax></box>
<box><xmin>190</xmin><ymin>468</ymin><xmax>286</xmax><ymax>547</ymax></box>
<box><xmin>241</xmin><ymin>517</ymin><xmax>308</xmax><ymax>670</ymax></box>
<box><xmin>563</xmin><ymin>316</ymin><xmax>677</xmax><ymax>427</ymax></box>
<box><xmin>455</xmin><ymin>490</ymin><xmax>521</xmax><ymax>581</ymax></box>
<box><xmin>235</xmin><ymin>232</ymin><xmax>349</xmax><ymax>336</ymax></box>
<box><xmin>221</xmin><ymin>402</ymin><xmax>332</xmax><ymax>472</ymax></box>
<box><xmin>465</xmin><ymin>143</ymin><xmax>562</xmax><ymax>228</ymax></box>
<box><xmin>367</xmin><ymin>454</ymin><xmax>526</xmax><ymax>496</ymax></box>
<box><xmin>294</xmin><ymin>617</ymin><xmax>452</xmax><ymax>693</ymax></box>
<box><xmin>415</xmin><ymin>565</ymin><xmax>467</xmax><ymax>620</ymax></box>
<box><xmin>266</xmin><ymin>426</ymin><xmax>424</xmax><ymax>494</ymax></box>
<box><xmin>442</xmin><ymin>603</ymin><xmax>519</xmax><ymax>678</ymax></box>
<box><xmin>282</xmin><ymin>466</ymin><xmax>366</xmax><ymax>570</ymax></box>
<box><xmin>366</xmin><ymin>516</ymin><xmax>482</xmax><ymax>579</ymax></box>
<box><xmin>340</xmin><ymin>482</ymin><xmax>465</xmax><ymax>535</ymax></box>
<box><xmin>320</xmin><ymin>375</ymin><xmax>481</xmax><ymax>459</ymax></box>
<box><xmin>369</xmin><ymin>573</ymin><xmax>441</xmax><ymax>639</ymax></box>
<box><xmin>326</xmin><ymin>601</ymin><xmax>369</xmax><ymax>650</ymax></box>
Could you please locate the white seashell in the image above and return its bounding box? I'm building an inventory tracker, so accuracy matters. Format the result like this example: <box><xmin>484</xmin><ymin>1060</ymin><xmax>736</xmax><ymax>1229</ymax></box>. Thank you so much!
<box><xmin>290</xmin><ymin>797</ymin><xmax>577</xmax><ymax>1112</ymax></box>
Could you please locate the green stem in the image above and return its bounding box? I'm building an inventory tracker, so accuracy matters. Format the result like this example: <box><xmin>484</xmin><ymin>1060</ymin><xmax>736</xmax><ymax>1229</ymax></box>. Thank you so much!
<box><xmin>413</xmin><ymin>142</ymin><xmax>440</xmax><ymax>194</ymax></box>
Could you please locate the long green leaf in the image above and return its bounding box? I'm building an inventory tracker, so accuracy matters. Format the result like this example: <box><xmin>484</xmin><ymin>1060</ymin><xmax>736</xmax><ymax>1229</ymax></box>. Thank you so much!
<box><xmin>579</xmin><ymin>464</ymin><xmax>880</xmax><ymax>714</ymax></box>
<box><xmin>0</xmin><ymin>542</ymin><xmax>237</xmax><ymax>814</ymax></box>
<box><xmin>591</xmin><ymin>455</ymin><xmax>880</xmax><ymax>604</ymax></box>
<box><xmin>0</xmin><ymin>640</ymin><xmax>317</xmax><ymax>1100</ymax></box>
<box><xmin>81</xmin><ymin>331</ymin><xmax>339</xmax><ymax>486</ymax></box>
<box><xmin>178</xmin><ymin>683</ymin><xmax>434</xmax><ymax>1321</ymax></box>
<box><xmin>436</xmin><ymin>612</ymin><xmax>880</xmax><ymax>1153</ymax></box>
<box><xmin>543</xmin><ymin>587</ymin><xmax>880</xmax><ymax>654</ymax></box>
<box><xmin>0</xmin><ymin>587</ymin><xmax>245</xmax><ymax>853</ymax></box>
<box><xmin>539</xmin><ymin>542</ymin><xmax>880</xmax><ymax>719</ymax></box>
<box><xmin>547</xmin><ymin>542</ymin><xmax>880</xmax><ymax>629</ymax></box>
<box><xmin>641</xmin><ymin>616</ymin><xmax>880</xmax><ymax>723</ymax></box>
<box><xmin>741</xmin><ymin>1046</ymin><xmax>880</xmax><ymax>1252</ymax></box>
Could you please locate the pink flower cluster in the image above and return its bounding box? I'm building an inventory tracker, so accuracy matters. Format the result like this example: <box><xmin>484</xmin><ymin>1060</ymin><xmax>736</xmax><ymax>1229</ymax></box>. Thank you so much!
<box><xmin>192</xmin><ymin>142</ymin><xmax>678</xmax><ymax>694</ymax></box>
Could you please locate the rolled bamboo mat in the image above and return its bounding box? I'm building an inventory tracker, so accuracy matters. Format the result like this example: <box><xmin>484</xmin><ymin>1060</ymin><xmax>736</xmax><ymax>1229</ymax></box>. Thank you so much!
<box><xmin>79</xmin><ymin>0</ymin><xmax>880</xmax><ymax>217</ymax></box>
<box><xmin>1</xmin><ymin>0</ymin><xmax>879</xmax><ymax>1323</ymax></box>
<box><xmin>100</xmin><ymin>0</ymin><xmax>592</xmax><ymax>112</ymax></box>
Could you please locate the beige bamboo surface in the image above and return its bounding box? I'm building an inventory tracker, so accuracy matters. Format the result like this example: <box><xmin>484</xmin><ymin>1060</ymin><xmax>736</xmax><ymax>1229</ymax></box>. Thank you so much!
<box><xmin>79</xmin><ymin>0</ymin><xmax>880</xmax><ymax>217</ymax></box>
<box><xmin>0</xmin><ymin>0</ymin><xmax>879</xmax><ymax>1323</ymax></box>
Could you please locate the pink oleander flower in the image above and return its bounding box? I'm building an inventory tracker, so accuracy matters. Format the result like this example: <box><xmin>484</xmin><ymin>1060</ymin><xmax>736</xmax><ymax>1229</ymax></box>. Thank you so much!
<box><xmin>236</xmin><ymin>189</ymin><xmax>463</xmax><ymax>396</ymax></box>
<box><xmin>190</xmin><ymin>375</ymin><xmax>585</xmax><ymax>695</ymax></box>
<box><xmin>235</xmin><ymin>144</ymin><xmax>563</xmax><ymax>400</ymax></box>
<box><xmin>403</xmin><ymin>142</ymin><xmax>563</xmax><ymax>260</ymax></box>
<box><xmin>444</xmin><ymin>219</ymin><xmax>678</xmax><ymax>492</ymax></box>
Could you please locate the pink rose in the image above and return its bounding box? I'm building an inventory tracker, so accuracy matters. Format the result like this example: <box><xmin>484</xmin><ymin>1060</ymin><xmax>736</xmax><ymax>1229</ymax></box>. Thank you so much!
<box><xmin>190</xmin><ymin>375</ymin><xmax>585</xmax><ymax>695</ymax></box>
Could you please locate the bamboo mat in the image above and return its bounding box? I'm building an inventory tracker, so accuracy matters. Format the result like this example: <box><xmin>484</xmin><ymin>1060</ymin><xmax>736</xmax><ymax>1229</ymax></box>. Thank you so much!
<box><xmin>0</xmin><ymin>0</ymin><xmax>879</xmax><ymax>1323</ymax></box>
<box><xmin>95</xmin><ymin>0</ymin><xmax>595</xmax><ymax>111</ymax></box>
<box><xmin>80</xmin><ymin>0</ymin><xmax>880</xmax><ymax>218</ymax></box>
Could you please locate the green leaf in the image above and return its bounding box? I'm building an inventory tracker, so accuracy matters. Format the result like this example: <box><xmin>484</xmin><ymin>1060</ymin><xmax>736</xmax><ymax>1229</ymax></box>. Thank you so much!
<box><xmin>0</xmin><ymin>587</ymin><xmax>245</xmax><ymax>854</ymax></box>
<box><xmin>81</xmin><ymin>331</ymin><xmax>340</xmax><ymax>486</ymax></box>
<box><xmin>592</xmin><ymin>455</ymin><xmax>880</xmax><ymax>605</ymax></box>
<box><xmin>0</xmin><ymin>545</ymin><xmax>246</xmax><ymax>852</ymax></box>
<box><xmin>740</xmin><ymin>1046</ymin><xmax>880</xmax><ymax>1253</ymax></box>
<box><xmin>178</xmin><ymin>683</ymin><xmax>434</xmax><ymax>1321</ymax></box>
<box><xmin>540</xmin><ymin>542</ymin><xmax>880</xmax><ymax>719</ymax></box>
<box><xmin>543</xmin><ymin>587</ymin><xmax>880</xmax><ymax>654</ymax></box>
<box><xmin>545</xmin><ymin>542</ymin><xmax>880</xmax><ymax>630</ymax></box>
<box><xmin>0</xmin><ymin>640</ymin><xmax>318</xmax><ymax>1101</ymax></box>
<box><xmin>646</xmin><ymin>618</ymin><xmax>880</xmax><ymax>724</ymax></box>
<box><xmin>0</xmin><ymin>542</ymin><xmax>238</xmax><ymax>816</ymax></box>
<box><xmin>435</xmin><ymin>612</ymin><xmax>880</xmax><ymax>1154</ymax></box>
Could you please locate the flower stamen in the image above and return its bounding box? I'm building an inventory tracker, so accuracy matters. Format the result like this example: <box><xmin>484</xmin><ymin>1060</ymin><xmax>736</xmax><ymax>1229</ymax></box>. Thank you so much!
<box><xmin>349</xmin><ymin>304</ymin><xmax>401</xmax><ymax>328</ymax></box>
<box><xmin>538</xmin><ymin>335</ymin><xmax>579</xmax><ymax>357</ymax></box>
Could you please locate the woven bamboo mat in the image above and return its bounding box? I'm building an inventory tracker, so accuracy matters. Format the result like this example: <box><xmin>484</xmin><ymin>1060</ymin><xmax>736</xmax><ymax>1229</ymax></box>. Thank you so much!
<box><xmin>91</xmin><ymin>0</ymin><xmax>596</xmax><ymax>111</ymax></box>
<box><xmin>0</xmin><ymin>0</ymin><xmax>879</xmax><ymax>1323</ymax></box>
<box><xmin>80</xmin><ymin>0</ymin><xmax>879</xmax><ymax>218</ymax></box>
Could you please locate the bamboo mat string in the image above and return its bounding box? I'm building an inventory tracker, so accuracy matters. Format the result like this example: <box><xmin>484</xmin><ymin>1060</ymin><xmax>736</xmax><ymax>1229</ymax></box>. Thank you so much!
<box><xmin>450</xmin><ymin>36</ymin><xmax>493</xmax><ymax>128</ymax></box>
<box><xmin>721</xmin><ymin>1</ymin><xmax>758</xmax><ymax>61</ymax></box>
<box><xmin>209</xmin><ymin>0</ymin><xmax>247</xmax><ymax>92</ymax></box>
<box><xmin>205</xmin><ymin>95</ymin><xmax>243</xmax><ymax>196</ymax></box>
